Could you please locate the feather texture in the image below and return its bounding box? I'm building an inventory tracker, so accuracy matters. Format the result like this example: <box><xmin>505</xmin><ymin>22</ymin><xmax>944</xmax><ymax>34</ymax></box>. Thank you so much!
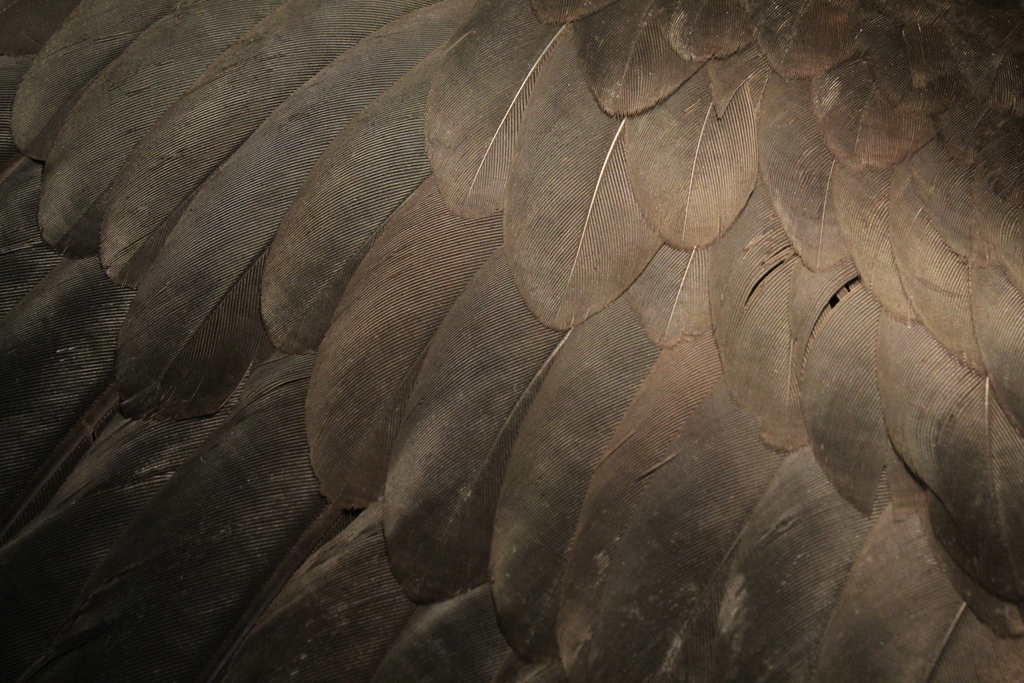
<box><xmin>666</xmin><ymin>0</ymin><xmax>751</xmax><ymax>62</ymax></box>
<box><xmin>745</xmin><ymin>0</ymin><xmax>857</xmax><ymax>79</ymax></box>
<box><xmin>0</xmin><ymin>0</ymin><xmax>80</xmax><ymax>56</ymax></box>
<box><xmin>625</xmin><ymin>245</ymin><xmax>711</xmax><ymax>347</ymax></box>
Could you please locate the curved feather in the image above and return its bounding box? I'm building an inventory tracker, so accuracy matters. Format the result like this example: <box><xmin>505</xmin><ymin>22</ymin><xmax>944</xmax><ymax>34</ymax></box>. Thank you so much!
<box><xmin>758</xmin><ymin>73</ymin><xmax>847</xmax><ymax>272</ymax></box>
<box><xmin>947</xmin><ymin>19</ymin><xmax>1024</xmax><ymax>116</ymax></box>
<box><xmin>98</xmin><ymin>0</ymin><xmax>437</xmax><ymax>287</ymax></box>
<box><xmin>625</xmin><ymin>245</ymin><xmax>711</xmax><ymax>347</ymax></box>
<box><xmin>425</xmin><ymin>0</ymin><xmax>563</xmax><ymax>218</ymax></box>
<box><xmin>491</xmin><ymin>298</ymin><xmax>659</xmax><ymax>661</ymax></box>
<box><xmin>529</xmin><ymin>0</ymin><xmax>617</xmax><ymax>23</ymax></box>
<box><xmin>0</xmin><ymin>0</ymin><xmax>80</xmax><ymax>56</ymax></box>
<box><xmin>745</xmin><ymin>0</ymin><xmax>857</xmax><ymax>79</ymax></box>
<box><xmin>494</xmin><ymin>656</ymin><xmax>569</xmax><ymax>683</ymax></box>
<box><xmin>971</xmin><ymin>262</ymin><xmax>1024</xmax><ymax>439</ymax></box>
<box><xmin>666</xmin><ymin>0</ymin><xmax>751</xmax><ymax>62</ymax></box>
<box><xmin>306</xmin><ymin>177</ymin><xmax>502</xmax><ymax>508</ymax></box>
<box><xmin>384</xmin><ymin>252</ymin><xmax>566</xmax><ymax>602</ymax></box>
<box><xmin>706</xmin><ymin>42</ymin><xmax>771</xmax><ymax>117</ymax></box>
<box><xmin>10</xmin><ymin>0</ymin><xmax>180</xmax><ymax>158</ymax></box>
<box><xmin>37</xmin><ymin>0</ymin><xmax>284</xmax><ymax>256</ymax></box>
<box><xmin>907</xmin><ymin>140</ymin><xmax>973</xmax><ymax>258</ymax></box>
<box><xmin>624</xmin><ymin>66</ymin><xmax>757</xmax><ymax>249</ymax></box>
<box><xmin>504</xmin><ymin>29</ymin><xmax>660</xmax><ymax>330</ymax></box>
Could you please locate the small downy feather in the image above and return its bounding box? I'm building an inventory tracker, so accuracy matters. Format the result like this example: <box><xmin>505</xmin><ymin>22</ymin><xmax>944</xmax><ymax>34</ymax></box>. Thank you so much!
<box><xmin>370</xmin><ymin>585</ymin><xmax>511</xmax><ymax>682</ymax></box>
<box><xmin>261</xmin><ymin>41</ymin><xmax>447</xmax><ymax>353</ymax></box>
<box><xmin>625</xmin><ymin>245</ymin><xmax>711</xmax><ymax>347</ymax></box>
<box><xmin>745</xmin><ymin>0</ymin><xmax>858</xmax><ymax>79</ymax></box>
<box><xmin>221</xmin><ymin>505</ymin><xmax>417</xmax><ymax>683</ymax></box>
<box><xmin>876</xmin><ymin>314</ymin><xmax>1024</xmax><ymax>602</ymax></box>
<box><xmin>557</xmin><ymin>333</ymin><xmax>722</xmax><ymax>681</ymax></box>
<box><xmin>624</xmin><ymin>66</ymin><xmax>757</xmax><ymax>249</ymax></box>
<box><xmin>529</xmin><ymin>0</ymin><xmax>617</xmax><ymax>23</ymax></box>
<box><xmin>491</xmin><ymin>298</ymin><xmax>659</xmax><ymax>661</ymax></box>
<box><xmin>111</xmin><ymin>0</ymin><xmax>471</xmax><ymax>420</ymax></box>
<box><xmin>504</xmin><ymin>28</ymin><xmax>661</xmax><ymax>329</ymax></box>
<box><xmin>758</xmin><ymin>73</ymin><xmax>847</xmax><ymax>272</ymax></box>
<box><xmin>10</xmin><ymin>0</ymin><xmax>181</xmax><ymax>158</ymax></box>
<box><xmin>709</xmin><ymin>183</ymin><xmax>807</xmax><ymax>451</ymax></box>
<box><xmin>23</xmin><ymin>354</ymin><xmax>328</xmax><ymax>683</ymax></box>
<box><xmin>98</xmin><ymin>0</ymin><xmax>438</xmax><ymax>287</ymax></box>
<box><xmin>575</xmin><ymin>0</ymin><xmax>701</xmax><ymax>116</ymax></box>
<box><xmin>812</xmin><ymin>57</ymin><xmax>935</xmax><ymax>171</ymax></box>
<box><xmin>0</xmin><ymin>0</ymin><xmax>80</xmax><ymax>57</ymax></box>
<box><xmin>306</xmin><ymin>177</ymin><xmax>503</xmax><ymax>508</ymax></box>
<box><xmin>0</xmin><ymin>257</ymin><xmax>132</xmax><ymax>519</ymax></box>
<box><xmin>666</xmin><ymin>0</ymin><xmax>751</xmax><ymax>62</ymax></box>
<box><xmin>384</xmin><ymin>252</ymin><xmax>567</xmax><ymax>603</ymax></box>
<box><xmin>828</xmin><ymin>162</ymin><xmax>913</xmax><ymax>319</ymax></box>
<box><xmin>706</xmin><ymin>43</ymin><xmax>771</xmax><ymax>117</ymax></box>
<box><xmin>36</xmin><ymin>0</ymin><xmax>285</xmax><ymax>256</ymax></box>
<box><xmin>425</xmin><ymin>0</ymin><xmax>563</xmax><ymax>218</ymax></box>
<box><xmin>581</xmin><ymin>383</ymin><xmax>785</xmax><ymax>683</ymax></box>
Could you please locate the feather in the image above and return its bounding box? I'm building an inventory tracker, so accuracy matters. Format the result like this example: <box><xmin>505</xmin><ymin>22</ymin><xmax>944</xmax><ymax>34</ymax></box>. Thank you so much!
<box><xmin>711</xmin><ymin>448</ymin><xmax>873</xmax><ymax>682</ymax></box>
<box><xmin>370</xmin><ymin>585</ymin><xmax>510</xmax><ymax>682</ymax></box>
<box><xmin>934</xmin><ymin>94</ymin><xmax>991</xmax><ymax>167</ymax></box>
<box><xmin>260</xmin><ymin>38</ymin><xmax>447</xmax><ymax>353</ymax></box>
<box><xmin>23</xmin><ymin>354</ymin><xmax>329</xmax><ymax>683</ymax></box>
<box><xmin>812</xmin><ymin>57</ymin><xmax>935</xmax><ymax>171</ymax></box>
<box><xmin>220</xmin><ymin>505</ymin><xmax>416</xmax><ymax>683</ymax></box>
<box><xmin>494</xmin><ymin>656</ymin><xmax>569</xmax><ymax>683</ymax></box>
<box><xmin>0</xmin><ymin>0</ymin><xmax>80</xmax><ymax>56</ymax></box>
<box><xmin>758</xmin><ymin>73</ymin><xmax>848</xmax><ymax>272</ymax></box>
<box><xmin>876</xmin><ymin>313</ymin><xmax>1024</xmax><ymax>602</ymax></box>
<box><xmin>37</xmin><ymin>0</ymin><xmax>285</xmax><ymax>256</ymax></box>
<box><xmin>828</xmin><ymin>162</ymin><xmax>914</xmax><ymax>319</ymax></box>
<box><xmin>504</xmin><ymin>29</ymin><xmax>660</xmax><ymax>329</ymax></box>
<box><xmin>745</xmin><ymin>0</ymin><xmax>857</xmax><ymax>79</ymax></box>
<box><xmin>579</xmin><ymin>383</ymin><xmax>784</xmax><ymax>682</ymax></box>
<box><xmin>666</xmin><ymin>0</ymin><xmax>751</xmax><ymax>62</ymax></box>
<box><xmin>557</xmin><ymin>333</ymin><xmax>722</xmax><ymax>680</ymax></box>
<box><xmin>0</xmin><ymin>55</ymin><xmax>31</xmax><ymax>162</ymax></box>
<box><xmin>974</xmin><ymin>110</ymin><xmax>1024</xmax><ymax>287</ymax></box>
<box><xmin>706</xmin><ymin>42</ymin><xmax>771</xmax><ymax>117</ymax></box>
<box><xmin>625</xmin><ymin>245</ymin><xmax>711</xmax><ymax>347</ymax></box>
<box><xmin>624</xmin><ymin>66</ymin><xmax>757</xmax><ymax>249</ymax></box>
<box><xmin>0</xmin><ymin>389</ymin><xmax>239</xmax><ymax>681</ymax></box>
<box><xmin>111</xmin><ymin>0</ymin><xmax>470</xmax><ymax>420</ymax></box>
<box><xmin>929</xmin><ymin>608</ymin><xmax>1024</xmax><ymax>682</ymax></box>
<box><xmin>0</xmin><ymin>257</ymin><xmax>132</xmax><ymax>520</ymax></box>
<box><xmin>529</xmin><ymin>0</ymin><xmax>616</xmax><ymax>23</ymax></box>
<box><xmin>971</xmin><ymin>262</ymin><xmax>1024</xmax><ymax>438</ymax></box>
<box><xmin>425</xmin><ymin>0</ymin><xmax>563</xmax><ymax>219</ymax></box>
<box><xmin>947</xmin><ymin>20</ymin><xmax>1024</xmax><ymax>116</ymax></box>
<box><xmin>0</xmin><ymin>156</ymin><xmax>61</xmax><ymax>319</ymax></box>
<box><xmin>888</xmin><ymin>160</ymin><xmax>981</xmax><ymax>368</ymax></box>
<box><xmin>491</xmin><ymin>297</ymin><xmax>659</xmax><ymax>661</ymax></box>
<box><xmin>305</xmin><ymin>177</ymin><xmax>502</xmax><ymax>508</ymax></box>
<box><xmin>575</xmin><ymin>0</ymin><xmax>701</xmax><ymax>116</ymax></box>
<box><xmin>384</xmin><ymin>252</ymin><xmax>566</xmax><ymax>603</ymax></box>
<box><xmin>907</xmin><ymin>140</ymin><xmax>973</xmax><ymax>258</ymax></box>
<box><xmin>97</xmin><ymin>0</ymin><xmax>438</xmax><ymax>286</ymax></box>
<box><xmin>796</xmin><ymin>273</ymin><xmax>898</xmax><ymax>514</ymax></box>
<box><xmin>709</xmin><ymin>182</ymin><xmax>807</xmax><ymax>451</ymax></box>
<box><xmin>10</xmin><ymin>0</ymin><xmax>181</xmax><ymax>158</ymax></box>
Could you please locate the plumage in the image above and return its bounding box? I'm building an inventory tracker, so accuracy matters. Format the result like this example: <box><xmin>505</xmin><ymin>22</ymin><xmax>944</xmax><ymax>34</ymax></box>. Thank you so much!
<box><xmin>385</xmin><ymin>252</ymin><xmax>566</xmax><ymax>602</ymax></box>
<box><xmin>972</xmin><ymin>261</ymin><xmax>1024</xmax><ymax>435</ymax></box>
<box><xmin>625</xmin><ymin>244</ymin><xmax>711</xmax><ymax>347</ymax></box>
<box><xmin>624</xmin><ymin>65</ymin><xmax>757</xmax><ymax>249</ymax></box>
<box><xmin>504</xmin><ymin>29</ymin><xmax>660</xmax><ymax>329</ymax></box>
<box><xmin>530</xmin><ymin>0</ymin><xmax>616</xmax><ymax>23</ymax></box>
<box><xmin>666</xmin><ymin>0</ymin><xmax>751</xmax><ymax>62</ymax></box>
<box><xmin>306</xmin><ymin>177</ymin><xmax>502</xmax><ymax>507</ymax></box>
<box><xmin>0</xmin><ymin>0</ymin><xmax>80</xmax><ymax>57</ymax></box>
<box><xmin>706</xmin><ymin>42</ymin><xmax>771</xmax><ymax>116</ymax></box>
<box><xmin>0</xmin><ymin>56</ymin><xmax>32</xmax><ymax>163</ymax></box>
<box><xmin>745</xmin><ymin>0</ymin><xmax>858</xmax><ymax>79</ymax></box>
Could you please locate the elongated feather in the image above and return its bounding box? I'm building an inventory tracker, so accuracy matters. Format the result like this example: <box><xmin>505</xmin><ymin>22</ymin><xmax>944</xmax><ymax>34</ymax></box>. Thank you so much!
<box><xmin>306</xmin><ymin>177</ymin><xmax>502</xmax><ymax>508</ymax></box>
<box><xmin>972</xmin><ymin>262</ymin><xmax>1024</xmax><ymax>435</ymax></box>
<box><xmin>504</xmin><ymin>29</ymin><xmax>660</xmax><ymax>329</ymax></box>
<box><xmin>0</xmin><ymin>0</ymin><xmax>80</xmax><ymax>56</ymax></box>
<box><xmin>261</xmin><ymin>40</ymin><xmax>447</xmax><ymax>353</ymax></box>
<box><xmin>557</xmin><ymin>333</ymin><xmax>722</xmax><ymax>681</ymax></box>
<box><xmin>530</xmin><ymin>0</ymin><xmax>616</xmax><ymax>23</ymax></box>
<box><xmin>0</xmin><ymin>257</ymin><xmax>132</xmax><ymax>519</ymax></box>
<box><xmin>624</xmin><ymin>66</ymin><xmax>757</xmax><ymax>249</ymax></box>
<box><xmin>575</xmin><ymin>0</ymin><xmax>700</xmax><ymax>116</ymax></box>
<box><xmin>425</xmin><ymin>0</ymin><xmax>563</xmax><ymax>218</ymax></box>
<box><xmin>112</xmin><ymin>1</ymin><xmax>470</xmax><ymax>420</ymax></box>
<box><xmin>709</xmin><ymin>183</ymin><xmax>806</xmax><ymax>450</ymax></box>
<box><xmin>0</xmin><ymin>391</ymin><xmax>238</xmax><ymax>681</ymax></box>
<box><xmin>23</xmin><ymin>354</ymin><xmax>327</xmax><ymax>683</ymax></box>
<box><xmin>758</xmin><ymin>73</ymin><xmax>847</xmax><ymax>271</ymax></box>
<box><xmin>973</xmin><ymin>112</ymin><xmax>1024</xmax><ymax>295</ymax></box>
<box><xmin>384</xmin><ymin>252</ymin><xmax>566</xmax><ymax>602</ymax></box>
<box><xmin>877</xmin><ymin>314</ymin><xmax>1024</xmax><ymax>602</ymax></box>
<box><xmin>625</xmin><ymin>245</ymin><xmax>711</xmax><ymax>347</ymax></box>
<box><xmin>829</xmin><ymin>162</ymin><xmax>914</xmax><ymax>319</ymax></box>
<box><xmin>98</xmin><ymin>0</ymin><xmax>437</xmax><ymax>287</ymax></box>
<box><xmin>370</xmin><ymin>585</ymin><xmax>510</xmax><ymax>682</ymax></box>
<box><xmin>706</xmin><ymin>43</ymin><xmax>771</xmax><ymax>117</ymax></box>
<box><xmin>10</xmin><ymin>0</ymin><xmax>180</xmax><ymax>158</ymax></box>
<box><xmin>491</xmin><ymin>298</ymin><xmax>659</xmax><ymax>661</ymax></box>
<box><xmin>745</xmin><ymin>0</ymin><xmax>857</xmax><ymax>79</ymax></box>
<box><xmin>581</xmin><ymin>383</ymin><xmax>785</xmax><ymax>682</ymax></box>
<box><xmin>666</xmin><ymin>0</ymin><xmax>751</xmax><ymax>62</ymax></box>
<box><xmin>908</xmin><ymin>140</ymin><xmax>973</xmax><ymax>258</ymax></box>
<box><xmin>220</xmin><ymin>505</ymin><xmax>416</xmax><ymax>683</ymax></box>
<box><xmin>37</xmin><ymin>0</ymin><xmax>284</xmax><ymax>256</ymax></box>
